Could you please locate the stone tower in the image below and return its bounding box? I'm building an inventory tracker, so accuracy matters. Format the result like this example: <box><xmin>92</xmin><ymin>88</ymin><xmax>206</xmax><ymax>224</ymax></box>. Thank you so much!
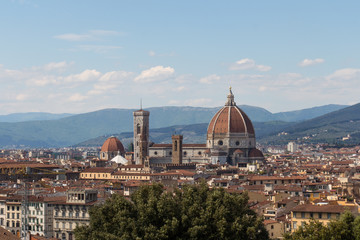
<box><xmin>172</xmin><ymin>135</ymin><xmax>183</xmax><ymax>164</ymax></box>
<box><xmin>133</xmin><ymin>109</ymin><xmax>150</xmax><ymax>165</ymax></box>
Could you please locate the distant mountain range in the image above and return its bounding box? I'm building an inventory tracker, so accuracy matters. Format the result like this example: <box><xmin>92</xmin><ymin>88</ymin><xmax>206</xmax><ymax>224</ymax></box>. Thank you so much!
<box><xmin>0</xmin><ymin>112</ymin><xmax>73</xmax><ymax>122</ymax></box>
<box><xmin>0</xmin><ymin>104</ymin><xmax>351</xmax><ymax>148</ymax></box>
<box><xmin>261</xmin><ymin>103</ymin><xmax>360</xmax><ymax>145</ymax></box>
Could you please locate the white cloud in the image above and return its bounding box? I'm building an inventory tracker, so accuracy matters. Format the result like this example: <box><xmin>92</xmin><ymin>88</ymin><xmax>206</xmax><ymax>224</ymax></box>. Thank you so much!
<box><xmin>326</xmin><ymin>68</ymin><xmax>360</xmax><ymax>80</ymax></box>
<box><xmin>229</xmin><ymin>58</ymin><xmax>271</xmax><ymax>72</ymax></box>
<box><xmin>87</xmin><ymin>71</ymin><xmax>133</xmax><ymax>95</ymax></box>
<box><xmin>42</xmin><ymin>61</ymin><xmax>71</xmax><ymax>71</ymax></box>
<box><xmin>148</xmin><ymin>50</ymin><xmax>156</xmax><ymax>56</ymax></box>
<box><xmin>174</xmin><ymin>86</ymin><xmax>185</xmax><ymax>92</ymax></box>
<box><xmin>68</xmin><ymin>93</ymin><xmax>87</xmax><ymax>102</ymax></box>
<box><xmin>29</xmin><ymin>76</ymin><xmax>58</xmax><ymax>86</ymax></box>
<box><xmin>299</xmin><ymin>58</ymin><xmax>324</xmax><ymax>67</ymax></box>
<box><xmin>256</xmin><ymin>65</ymin><xmax>272</xmax><ymax>72</ymax></box>
<box><xmin>199</xmin><ymin>74</ymin><xmax>221</xmax><ymax>84</ymax></box>
<box><xmin>64</xmin><ymin>69</ymin><xmax>101</xmax><ymax>83</ymax></box>
<box><xmin>134</xmin><ymin>66</ymin><xmax>175</xmax><ymax>83</ymax></box>
<box><xmin>15</xmin><ymin>94</ymin><xmax>28</xmax><ymax>101</ymax></box>
<box><xmin>99</xmin><ymin>71</ymin><xmax>133</xmax><ymax>82</ymax></box>
<box><xmin>54</xmin><ymin>29</ymin><xmax>122</xmax><ymax>41</ymax></box>
<box><xmin>258</xmin><ymin>86</ymin><xmax>267</xmax><ymax>92</ymax></box>
<box><xmin>54</xmin><ymin>33</ymin><xmax>92</xmax><ymax>41</ymax></box>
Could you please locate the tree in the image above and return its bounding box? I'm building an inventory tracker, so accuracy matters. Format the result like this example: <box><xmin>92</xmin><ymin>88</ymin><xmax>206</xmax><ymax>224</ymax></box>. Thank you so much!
<box><xmin>75</xmin><ymin>183</ymin><xmax>269</xmax><ymax>240</ymax></box>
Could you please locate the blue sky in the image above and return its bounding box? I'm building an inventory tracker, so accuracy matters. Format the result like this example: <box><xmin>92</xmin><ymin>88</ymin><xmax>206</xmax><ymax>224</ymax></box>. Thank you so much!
<box><xmin>0</xmin><ymin>0</ymin><xmax>360</xmax><ymax>114</ymax></box>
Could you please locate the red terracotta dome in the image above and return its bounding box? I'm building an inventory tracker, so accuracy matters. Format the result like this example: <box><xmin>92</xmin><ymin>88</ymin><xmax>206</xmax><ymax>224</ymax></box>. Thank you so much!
<box><xmin>207</xmin><ymin>88</ymin><xmax>254</xmax><ymax>135</ymax></box>
<box><xmin>249</xmin><ymin>148</ymin><xmax>264</xmax><ymax>158</ymax></box>
<box><xmin>101</xmin><ymin>136</ymin><xmax>125</xmax><ymax>153</ymax></box>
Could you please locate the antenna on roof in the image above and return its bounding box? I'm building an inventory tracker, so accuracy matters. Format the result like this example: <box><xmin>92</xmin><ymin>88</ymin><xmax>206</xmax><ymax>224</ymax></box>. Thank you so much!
<box><xmin>140</xmin><ymin>98</ymin><xmax>142</xmax><ymax>110</ymax></box>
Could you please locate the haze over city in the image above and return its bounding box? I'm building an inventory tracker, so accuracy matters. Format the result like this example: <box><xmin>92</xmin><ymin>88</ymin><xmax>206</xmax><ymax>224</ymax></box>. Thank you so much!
<box><xmin>1</xmin><ymin>1</ymin><xmax>360</xmax><ymax>114</ymax></box>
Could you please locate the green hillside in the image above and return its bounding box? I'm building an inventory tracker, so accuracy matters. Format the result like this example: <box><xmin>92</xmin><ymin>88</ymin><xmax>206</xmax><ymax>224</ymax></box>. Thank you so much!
<box><xmin>0</xmin><ymin>104</ymin><xmax>349</xmax><ymax>148</ymax></box>
<box><xmin>76</xmin><ymin>121</ymin><xmax>294</xmax><ymax>148</ymax></box>
<box><xmin>260</xmin><ymin>103</ymin><xmax>360</xmax><ymax>145</ymax></box>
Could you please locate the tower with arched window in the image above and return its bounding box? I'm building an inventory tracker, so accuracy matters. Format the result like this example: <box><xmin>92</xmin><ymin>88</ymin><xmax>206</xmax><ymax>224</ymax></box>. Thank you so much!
<box><xmin>133</xmin><ymin>109</ymin><xmax>150</xmax><ymax>164</ymax></box>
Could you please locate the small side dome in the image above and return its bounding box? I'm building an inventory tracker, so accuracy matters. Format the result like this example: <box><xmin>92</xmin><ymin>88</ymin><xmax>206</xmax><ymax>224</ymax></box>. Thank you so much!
<box><xmin>249</xmin><ymin>148</ymin><xmax>264</xmax><ymax>158</ymax></box>
<box><xmin>101</xmin><ymin>136</ymin><xmax>125</xmax><ymax>154</ymax></box>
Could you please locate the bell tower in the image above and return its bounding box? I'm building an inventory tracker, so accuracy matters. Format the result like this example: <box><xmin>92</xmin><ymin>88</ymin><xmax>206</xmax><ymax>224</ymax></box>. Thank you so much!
<box><xmin>133</xmin><ymin>109</ymin><xmax>150</xmax><ymax>165</ymax></box>
<box><xmin>172</xmin><ymin>135</ymin><xmax>183</xmax><ymax>164</ymax></box>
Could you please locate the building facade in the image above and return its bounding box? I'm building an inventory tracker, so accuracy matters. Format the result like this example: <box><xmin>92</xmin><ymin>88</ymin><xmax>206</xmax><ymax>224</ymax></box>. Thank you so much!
<box><xmin>135</xmin><ymin>88</ymin><xmax>265</xmax><ymax>166</ymax></box>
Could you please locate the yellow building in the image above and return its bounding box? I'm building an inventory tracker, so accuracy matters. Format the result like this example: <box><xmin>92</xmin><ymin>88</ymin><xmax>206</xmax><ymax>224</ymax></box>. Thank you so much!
<box><xmin>80</xmin><ymin>167</ymin><xmax>114</xmax><ymax>180</ymax></box>
<box><xmin>291</xmin><ymin>204</ymin><xmax>358</xmax><ymax>232</ymax></box>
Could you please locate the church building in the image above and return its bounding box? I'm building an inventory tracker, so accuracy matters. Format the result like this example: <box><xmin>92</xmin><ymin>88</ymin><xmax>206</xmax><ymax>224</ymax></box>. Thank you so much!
<box><xmin>133</xmin><ymin>88</ymin><xmax>264</xmax><ymax>167</ymax></box>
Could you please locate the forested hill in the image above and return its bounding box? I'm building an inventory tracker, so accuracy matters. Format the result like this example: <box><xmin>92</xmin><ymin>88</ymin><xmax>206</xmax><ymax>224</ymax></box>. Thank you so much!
<box><xmin>260</xmin><ymin>103</ymin><xmax>360</xmax><ymax>145</ymax></box>
<box><xmin>0</xmin><ymin>104</ymin><xmax>348</xmax><ymax>148</ymax></box>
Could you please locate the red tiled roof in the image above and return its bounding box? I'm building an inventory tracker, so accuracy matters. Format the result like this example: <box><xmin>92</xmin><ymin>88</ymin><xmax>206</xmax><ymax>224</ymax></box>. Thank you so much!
<box><xmin>292</xmin><ymin>204</ymin><xmax>358</xmax><ymax>213</ymax></box>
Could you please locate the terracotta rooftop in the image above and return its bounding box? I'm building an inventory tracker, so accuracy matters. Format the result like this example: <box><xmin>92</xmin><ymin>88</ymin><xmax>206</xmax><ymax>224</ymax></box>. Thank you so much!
<box><xmin>292</xmin><ymin>204</ymin><xmax>358</xmax><ymax>213</ymax></box>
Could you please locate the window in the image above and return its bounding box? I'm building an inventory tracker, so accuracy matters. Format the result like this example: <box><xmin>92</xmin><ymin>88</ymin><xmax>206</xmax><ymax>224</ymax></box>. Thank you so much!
<box><xmin>301</xmin><ymin>212</ymin><xmax>305</xmax><ymax>218</ymax></box>
<box><xmin>235</xmin><ymin>141</ymin><xmax>240</xmax><ymax>146</ymax></box>
<box><xmin>271</xmin><ymin>225</ymin><xmax>274</xmax><ymax>229</ymax></box>
<box><xmin>310</xmin><ymin>213</ymin><xmax>313</xmax><ymax>218</ymax></box>
<box><xmin>293</xmin><ymin>212</ymin><xmax>296</xmax><ymax>218</ymax></box>
<box><xmin>318</xmin><ymin>213</ymin><xmax>322</xmax><ymax>219</ymax></box>
<box><xmin>293</xmin><ymin>221</ymin><xmax>297</xmax><ymax>230</ymax></box>
<box><xmin>327</xmin><ymin>213</ymin><xmax>331</xmax><ymax>219</ymax></box>
<box><xmin>183</xmin><ymin>151</ymin><xmax>187</xmax><ymax>156</ymax></box>
<box><xmin>218</xmin><ymin>140</ymin><xmax>223</xmax><ymax>146</ymax></box>
<box><xmin>154</xmin><ymin>151</ymin><xmax>157</xmax><ymax>155</ymax></box>
<box><xmin>198</xmin><ymin>151</ymin><xmax>202</xmax><ymax>155</ymax></box>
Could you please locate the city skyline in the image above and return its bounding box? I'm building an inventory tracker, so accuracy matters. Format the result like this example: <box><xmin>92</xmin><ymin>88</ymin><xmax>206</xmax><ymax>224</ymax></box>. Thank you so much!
<box><xmin>1</xmin><ymin>1</ymin><xmax>360</xmax><ymax>114</ymax></box>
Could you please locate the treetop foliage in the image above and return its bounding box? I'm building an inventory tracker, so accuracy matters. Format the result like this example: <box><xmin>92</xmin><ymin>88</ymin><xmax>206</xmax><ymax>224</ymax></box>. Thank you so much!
<box><xmin>75</xmin><ymin>183</ymin><xmax>269</xmax><ymax>240</ymax></box>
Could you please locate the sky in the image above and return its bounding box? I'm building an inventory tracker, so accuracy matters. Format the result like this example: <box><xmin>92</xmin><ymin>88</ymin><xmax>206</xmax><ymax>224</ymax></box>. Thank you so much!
<box><xmin>0</xmin><ymin>0</ymin><xmax>360</xmax><ymax>114</ymax></box>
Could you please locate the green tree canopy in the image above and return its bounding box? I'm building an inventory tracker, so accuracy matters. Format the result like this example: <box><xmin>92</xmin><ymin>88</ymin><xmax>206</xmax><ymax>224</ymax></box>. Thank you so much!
<box><xmin>75</xmin><ymin>183</ymin><xmax>269</xmax><ymax>240</ymax></box>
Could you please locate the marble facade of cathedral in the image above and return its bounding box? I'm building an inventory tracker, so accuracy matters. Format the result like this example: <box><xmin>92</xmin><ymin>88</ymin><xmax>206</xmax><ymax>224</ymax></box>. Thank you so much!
<box><xmin>133</xmin><ymin>89</ymin><xmax>264</xmax><ymax>167</ymax></box>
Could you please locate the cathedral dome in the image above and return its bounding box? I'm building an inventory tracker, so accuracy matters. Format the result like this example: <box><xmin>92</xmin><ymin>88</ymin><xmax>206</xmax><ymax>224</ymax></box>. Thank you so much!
<box><xmin>207</xmin><ymin>88</ymin><xmax>255</xmax><ymax>136</ymax></box>
<box><xmin>101</xmin><ymin>136</ymin><xmax>125</xmax><ymax>153</ymax></box>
